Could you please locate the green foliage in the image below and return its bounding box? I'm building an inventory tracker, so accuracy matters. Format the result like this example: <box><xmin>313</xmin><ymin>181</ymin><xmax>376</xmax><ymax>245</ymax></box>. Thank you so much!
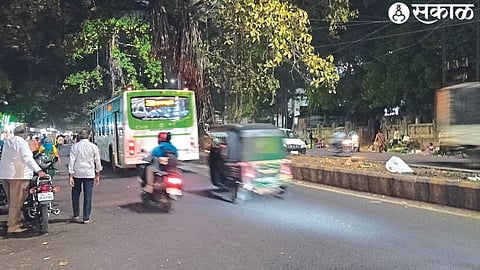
<box><xmin>63</xmin><ymin>68</ymin><xmax>104</xmax><ymax>94</ymax></box>
<box><xmin>206</xmin><ymin>0</ymin><xmax>342</xmax><ymax>120</ymax></box>
<box><xmin>64</xmin><ymin>16</ymin><xmax>164</xmax><ymax>95</ymax></box>
<box><xmin>325</xmin><ymin>0</ymin><xmax>358</xmax><ymax>36</ymax></box>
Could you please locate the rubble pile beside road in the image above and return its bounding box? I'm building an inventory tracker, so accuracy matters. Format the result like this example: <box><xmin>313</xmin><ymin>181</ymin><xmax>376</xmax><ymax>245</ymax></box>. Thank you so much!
<box><xmin>290</xmin><ymin>155</ymin><xmax>480</xmax><ymax>182</ymax></box>
<box><xmin>289</xmin><ymin>154</ymin><xmax>480</xmax><ymax>211</ymax></box>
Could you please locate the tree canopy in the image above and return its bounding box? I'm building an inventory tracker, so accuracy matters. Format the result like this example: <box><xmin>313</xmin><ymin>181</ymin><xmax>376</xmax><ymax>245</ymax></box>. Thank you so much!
<box><xmin>0</xmin><ymin>0</ymin><xmax>476</xmax><ymax>129</ymax></box>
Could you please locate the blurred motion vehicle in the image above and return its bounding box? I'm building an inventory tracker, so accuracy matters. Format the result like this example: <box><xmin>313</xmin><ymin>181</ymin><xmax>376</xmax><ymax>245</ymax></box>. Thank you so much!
<box><xmin>208</xmin><ymin>124</ymin><xmax>292</xmax><ymax>202</ymax></box>
<box><xmin>328</xmin><ymin>128</ymin><xmax>347</xmax><ymax>154</ymax></box>
<box><xmin>343</xmin><ymin>131</ymin><xmax>360</xmax><ymax>152</ymax></box>
<box><xmin>327</xmin><ymin>128</ymin><xmax>359</xmax><ymax>154</ymax></box>
<box><xmin>279</xmin><ymin>128</ymin><xmax>307</xmax><ymax>154</ymax></box>
<box><xmin>436</xmin><ymin>82</ymin><xmax>480</xmax><ymax>159</ymax></box>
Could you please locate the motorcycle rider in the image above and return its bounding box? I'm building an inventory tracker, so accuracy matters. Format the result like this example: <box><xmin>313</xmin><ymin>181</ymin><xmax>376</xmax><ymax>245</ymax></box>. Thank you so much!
<box><xmin>331</xmin><ymin>130</ymin><xmax>346</xmax><ymax>152</ymax></box>
<box><xmin>144</xmin><ymin>132</ymin><xmax>178</xmax><ymax>193</ymax></box>
<box><xmin>38</xmin><ymin>138</ymin><xmax>61</xmax><ymax>165</ymax></box>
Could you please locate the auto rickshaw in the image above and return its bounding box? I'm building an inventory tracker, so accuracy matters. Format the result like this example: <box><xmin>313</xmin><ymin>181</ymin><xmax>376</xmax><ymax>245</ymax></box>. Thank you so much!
<box><xmin>208</xmin><ymin>124</ymin><xmax>292</xmax><ymax>202</ymax></box>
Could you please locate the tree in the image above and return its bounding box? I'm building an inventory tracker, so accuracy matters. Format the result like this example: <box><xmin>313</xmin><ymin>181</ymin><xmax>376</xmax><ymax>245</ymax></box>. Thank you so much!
<box><xmin>64</xmin><ymin>16</ymin><xmax>163</xmax><ymax>96</ymax></box>
<box><xmin>0</xmin><ymin>0</ymin><xmax>94</xmax><ymax>127</ymax></box>
<box><xmin>201</xmin><ymin>0</ymin><xmax>351</xmax><ymax>122</ymax></box>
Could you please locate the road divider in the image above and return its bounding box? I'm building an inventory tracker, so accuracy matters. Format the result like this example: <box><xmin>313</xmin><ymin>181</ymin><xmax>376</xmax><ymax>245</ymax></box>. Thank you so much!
<box><xmin>291</xmin><ymin>163</ymin><xmax>480</xmax><ymax>211</ymax></box>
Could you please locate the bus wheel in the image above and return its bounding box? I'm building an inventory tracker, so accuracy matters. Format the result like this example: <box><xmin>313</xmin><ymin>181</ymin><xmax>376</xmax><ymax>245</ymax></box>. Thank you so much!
<box><xmin>109</xmin><ymin>149</ymin><xmax>119</xmax><ymax>173</ymax></box>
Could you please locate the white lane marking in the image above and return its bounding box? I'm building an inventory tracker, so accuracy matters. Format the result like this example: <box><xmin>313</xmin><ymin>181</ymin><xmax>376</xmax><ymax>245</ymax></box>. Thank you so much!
<box><xmin>291</xmin><ymin>180</ymin><xmax>480</xmax><ymax>219</ymax></box>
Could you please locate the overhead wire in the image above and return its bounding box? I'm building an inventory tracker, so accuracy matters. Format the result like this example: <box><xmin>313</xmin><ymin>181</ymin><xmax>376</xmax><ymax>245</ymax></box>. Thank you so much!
<box><xmin>364</xmin><ymin>19</ymin><xmax>450</xmax><ymax>64</ymax></box>
<box><xmin>314</xmin><ymin>0</ymin><xmax>480</xmax><ymax>51</ymax></box>
<box><xmin>315</xmin><ymin>18</ymin><xmax>480</xmax><ymax>49</ymax></box>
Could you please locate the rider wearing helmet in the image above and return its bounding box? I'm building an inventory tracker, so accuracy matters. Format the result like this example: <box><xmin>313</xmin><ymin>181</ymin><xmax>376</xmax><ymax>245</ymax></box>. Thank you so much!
<box><xmin>144</xmin><ymin>132</ymin><xmax>178</xmax><ymax>193</ymax></box>
<box><xmin>38</xmin><ymin>137</ymin><xmax>61</xmax><ymax>164</ymax></box>
<box><xmin>151</xmin><ymin>132</ymin><xmax>178</xmax><ymax>159</ymax></box>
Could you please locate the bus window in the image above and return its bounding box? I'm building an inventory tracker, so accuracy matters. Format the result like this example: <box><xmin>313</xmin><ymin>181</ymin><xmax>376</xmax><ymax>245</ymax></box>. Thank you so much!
<box><xmin>130</xmin><ymin>96</ymin><xmax>190</xmax><ymax>120</ymax></box>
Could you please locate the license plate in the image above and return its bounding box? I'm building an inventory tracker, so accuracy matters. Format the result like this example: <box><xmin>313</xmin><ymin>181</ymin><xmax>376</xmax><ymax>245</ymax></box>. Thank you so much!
<box><xmin>38</xmin><ymin>192</ymin><xmax>54</xmax><ymax>202</ymax></box>
<box><xmin>291</xmin><ymin>150</ymin><xmax>299</xmax><ymax>155</ymax></box>
<box><xmin>166</xmin><ymin>188</ymin><xmax>182</xmax><ymax>196</ymax></box>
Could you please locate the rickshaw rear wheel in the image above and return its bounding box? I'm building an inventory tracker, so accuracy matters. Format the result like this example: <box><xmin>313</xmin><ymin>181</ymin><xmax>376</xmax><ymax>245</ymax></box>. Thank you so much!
<box><xmin>274</xmin><ymin>185</ymin><xmax>290</xmax><ymax>199</ymax></box>
<box><xmin>236</xmin><ymin>187</ymin><xmax>251</xmax><ymax>201</ymax></box>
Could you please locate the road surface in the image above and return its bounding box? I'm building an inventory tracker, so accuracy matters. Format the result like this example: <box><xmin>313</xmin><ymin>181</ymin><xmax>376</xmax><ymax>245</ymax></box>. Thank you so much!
<box><xmin>1</xmin><ymin>146</ymin><xmax>479</xmax><ymax>270</ymax></box>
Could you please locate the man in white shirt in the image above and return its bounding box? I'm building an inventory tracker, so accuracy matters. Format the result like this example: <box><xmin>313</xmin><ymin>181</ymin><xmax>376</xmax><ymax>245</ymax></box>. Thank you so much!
<box><xmin>0</xmin><ymin>125</ymin><xmax>46</xmax><ymax>233</ymax></box>
<box><xmin>68</xmin><ymin>129</ymin><xmax>102</xmax><ymax>224</ymax></box>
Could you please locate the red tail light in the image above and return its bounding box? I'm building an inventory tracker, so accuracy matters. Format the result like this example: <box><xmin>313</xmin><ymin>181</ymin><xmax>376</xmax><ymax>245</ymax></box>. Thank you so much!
<box><xmin>165</xmin><ymin>176</ymin><xmax>183</xmax><ymax>189</ymax></box>
<box><xmin>128</xmin><ymin>140</ymin><xmax>135</xmax><ymax>155</ymax></box>
<box><xmin>242</xmin><ymin>164</ymin><xmax>255</xmax><ymax>180</ymax></box>
<box><xmin>39</xmin><ymin>184</ymin><xmax>52</xmax><ymax>193</ymax></box>
<box><xmin>281</xmin><ymin>160</ymin><xmax>292</xmax><ymax>176</ymax></box>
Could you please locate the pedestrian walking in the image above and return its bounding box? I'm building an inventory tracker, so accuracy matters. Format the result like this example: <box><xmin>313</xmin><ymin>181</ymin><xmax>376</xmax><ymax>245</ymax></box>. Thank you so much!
<box><xmin>68</xmin><ymin>129</ymin><xmax>102</xmax><ymax>224</ymax></box>
<box><xmin>0</xmin><ymin>125</ymin><xmax>46</xmax><ymax>234</ymax></box>
<box><xmin>393</xmin><ymin>128</ymin><xmax>400</xmax><ymax>146</ymax></box>
<box><xmin>374</xmin><ymin>129</ymin><xmax>386</xmax><ymax>153</ymax></box>
<box><xmin>56</xmin><ymin>135</ymin><xmax>65</xmax><ymax>150</ymax></box>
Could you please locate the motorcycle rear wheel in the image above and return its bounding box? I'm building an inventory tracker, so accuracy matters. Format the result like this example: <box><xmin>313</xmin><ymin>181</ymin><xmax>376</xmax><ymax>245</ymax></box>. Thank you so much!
<box><xmin>142</xmin><ymin>192</ymin><xmax>172</xmax><ymax>212</ymax></box>
<box><xmin>229</xmin><ymin>183</ymin><xmax>239</xmax><ymax>203</ymax></box>
<box><xmin>40</xmin><ymin>204</ymin><xmax>49</xmax><ymax>233</ymax></box>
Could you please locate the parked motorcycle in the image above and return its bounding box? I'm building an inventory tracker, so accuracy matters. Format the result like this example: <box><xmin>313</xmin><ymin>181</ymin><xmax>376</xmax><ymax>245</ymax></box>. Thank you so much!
<box><xmin>138</xmin><ymin>155</ymin><xmax>183</xmax><ymax>212</ymax></box>
<box><xmin>22</xmin><ymin>156</ymin><xmax>60</xmax><ymax>233</ymax></box>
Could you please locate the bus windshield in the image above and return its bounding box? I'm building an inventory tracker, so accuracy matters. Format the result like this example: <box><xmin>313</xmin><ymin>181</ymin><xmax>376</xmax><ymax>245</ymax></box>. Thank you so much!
<box><xmin>130</xmin><ymin>96</ymin><xmax>190</xmax><ymax>120</ymax></box>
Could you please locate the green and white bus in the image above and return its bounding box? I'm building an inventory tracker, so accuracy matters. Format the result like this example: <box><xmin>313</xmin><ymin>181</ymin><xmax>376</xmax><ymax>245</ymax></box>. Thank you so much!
<box><xmin>91</xmin><ymin>89</ymin><xmax>199</xmax><ymax>171</ymax></box>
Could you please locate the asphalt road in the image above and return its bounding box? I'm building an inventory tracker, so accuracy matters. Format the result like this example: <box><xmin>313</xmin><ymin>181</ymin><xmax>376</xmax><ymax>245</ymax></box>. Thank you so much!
<box><xmin>1</xmin><ymin>146</ymin><xmax>480</xmax><ymax>270</ymax></box>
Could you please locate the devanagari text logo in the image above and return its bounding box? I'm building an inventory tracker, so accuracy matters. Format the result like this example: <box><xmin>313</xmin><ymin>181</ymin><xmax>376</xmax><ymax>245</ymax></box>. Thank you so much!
<box><xmin>388</xmin><ymin>2</ymin><xmax>410</xmax><ymax>24</ymax></box>
<box><xmin>388</xmin><ymin>2</ymin><xmax>475</xmax><ymax>25</ymax></box>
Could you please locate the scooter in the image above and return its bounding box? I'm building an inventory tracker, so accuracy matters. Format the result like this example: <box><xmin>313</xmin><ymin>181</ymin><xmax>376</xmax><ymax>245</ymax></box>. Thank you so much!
<box><xmin>138</xmin><ymin>155</ymin><xmax>183</xmax><ymax>212</ymax></box>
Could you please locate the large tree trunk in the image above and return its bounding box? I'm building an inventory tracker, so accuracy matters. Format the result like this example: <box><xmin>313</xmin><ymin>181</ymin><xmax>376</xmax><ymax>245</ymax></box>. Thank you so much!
<box><xmin>150</xmin><ymin>0</ymin><xmax>213</xmax><ymax>149</ymax></box>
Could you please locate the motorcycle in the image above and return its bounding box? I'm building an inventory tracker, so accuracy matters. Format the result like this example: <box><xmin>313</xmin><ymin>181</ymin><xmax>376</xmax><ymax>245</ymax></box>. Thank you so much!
<box><xmin>328</xmin><ymin>130</ymin><xmax>347</xmax><ymax>155</ymax></box>
<box><xmin>22</xmin><ymin>156</ymin><xmax>60</xmax><ymax>233</ymax></box>
<box><xmin>138</xmin><ymin>155</ymin><xmax>183</xmax><ymax>212</ymax></box>
<box><xmin>342</xmin><ymin>131</ymin><xmax>360</xmax><ymax>153</ymax></box>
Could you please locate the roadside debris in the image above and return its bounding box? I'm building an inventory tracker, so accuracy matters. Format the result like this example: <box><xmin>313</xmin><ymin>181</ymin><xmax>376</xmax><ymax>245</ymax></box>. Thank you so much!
<box><xmin>467</xmin><ymin>176</ymin><xmax>480</xmax><ymax>181</ymax></box>
<box><xmin>386</xmin><ymin>156</ymin><xmax>414</xmax><ymax>174</ymax></box>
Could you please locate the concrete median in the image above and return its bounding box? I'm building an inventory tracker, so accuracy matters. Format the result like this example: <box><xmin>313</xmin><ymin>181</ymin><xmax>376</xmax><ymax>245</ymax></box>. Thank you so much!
<box><xmin>291</xmin><ymin>163</ymin><xmax>480</xmax><ymax>211</ymax></box>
